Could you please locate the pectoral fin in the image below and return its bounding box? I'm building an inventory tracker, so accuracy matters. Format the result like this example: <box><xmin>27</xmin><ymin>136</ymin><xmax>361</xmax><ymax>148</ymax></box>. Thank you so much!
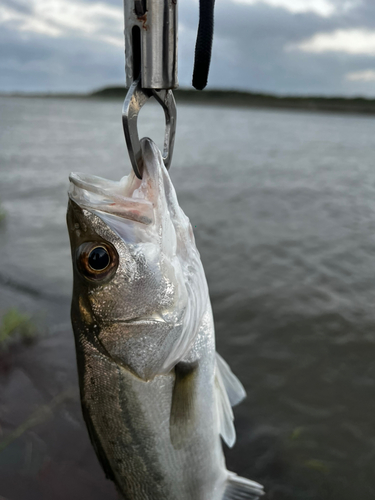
<box><xmin>169</xmin><ymin>362</ymin><xmax>198</xmax><ymax>449</ymax></box>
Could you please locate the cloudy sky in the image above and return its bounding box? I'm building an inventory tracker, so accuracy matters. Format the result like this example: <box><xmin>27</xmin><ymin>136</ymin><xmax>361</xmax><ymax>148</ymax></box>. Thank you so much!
<box><xmin>1</xmin><ymin>0</ymin><xmax>375</xmax><ymax>95</ymax></box>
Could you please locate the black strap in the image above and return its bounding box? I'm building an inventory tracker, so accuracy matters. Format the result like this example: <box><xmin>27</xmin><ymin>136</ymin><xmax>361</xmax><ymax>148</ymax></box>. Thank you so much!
<box><xmin>192</xmin><ymin>0</ymin><xmax>215</xmax><ymax>90</ymax></box>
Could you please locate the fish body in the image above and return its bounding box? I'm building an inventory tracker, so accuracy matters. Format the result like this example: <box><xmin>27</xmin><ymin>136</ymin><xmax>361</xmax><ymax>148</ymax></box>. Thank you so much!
<box><xmin>67</xmin><ymin>138</ymin><xmax>264</xmax><ymax>500</ymax></box>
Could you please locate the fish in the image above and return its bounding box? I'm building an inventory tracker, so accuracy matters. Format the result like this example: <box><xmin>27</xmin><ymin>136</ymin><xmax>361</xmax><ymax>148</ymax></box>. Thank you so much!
<box><xmin>66</xmin><ymin>137</ymin><xmax>264</xmax><ymax>500</ymax></box>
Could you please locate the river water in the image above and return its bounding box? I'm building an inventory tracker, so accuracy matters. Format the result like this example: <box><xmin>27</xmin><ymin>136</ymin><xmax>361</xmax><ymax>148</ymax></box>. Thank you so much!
<box><xmin>0</xmin><ymin>96</ymin><xmax>375</xmax><ymax>499</ymax></box>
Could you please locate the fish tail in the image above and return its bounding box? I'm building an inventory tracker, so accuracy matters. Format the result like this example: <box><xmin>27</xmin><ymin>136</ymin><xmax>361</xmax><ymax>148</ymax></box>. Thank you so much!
<box><xmin>222</xmin><ymin>472</ymin><xmax>264</xmax><ymax>500</ymax></box>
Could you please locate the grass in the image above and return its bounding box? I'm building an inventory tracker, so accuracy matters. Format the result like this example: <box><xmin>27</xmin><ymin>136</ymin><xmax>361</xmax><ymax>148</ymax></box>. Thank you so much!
<box><xmin>0</xmin><ymin>199</ymin><xmax>5</xmax><ymax>222</ymax></box>
<box><xmin>0</xmin><ymin>308</ymin><xmax>37</xmax><ymax>351</ymax></box>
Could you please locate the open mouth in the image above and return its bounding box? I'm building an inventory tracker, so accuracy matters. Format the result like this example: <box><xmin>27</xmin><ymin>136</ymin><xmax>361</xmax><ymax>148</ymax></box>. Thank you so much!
<box><xmin>68</xmin><ymin>172</ymin><xmax>154</xmax><ymax>225</ymax></box>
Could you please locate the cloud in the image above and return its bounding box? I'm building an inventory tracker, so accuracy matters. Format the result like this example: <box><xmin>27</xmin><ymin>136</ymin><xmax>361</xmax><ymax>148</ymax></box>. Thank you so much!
<box><xmin>287</xmin><ymin>28</ymin><xmax>375</xmax><ymax>55</ymax></box>
<box><xmin>232</xmin><ymin>0</ymin><xmax>336</xmax><ymax>17</ymax></box>
<box><xmin>346</xmin><ymin>69</ymin><xmax>375</xmax><ymax>81</ymax></box>
<box><xmin>0</xmin><ymin>23</ymin><xmax>125</xmax><ymax>92</ymax></box>
<box><xmin>0</xmin><ymin>0</ymin><xmax>123</xmax><ymax>45</ymax></box>
<box><xmin>1</xmin><ymin>0</ymin><xmax>375</xmax><ymax>95</ymax></box>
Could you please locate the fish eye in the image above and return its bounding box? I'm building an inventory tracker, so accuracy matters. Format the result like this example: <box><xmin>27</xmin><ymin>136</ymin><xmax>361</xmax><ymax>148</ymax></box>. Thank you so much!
<box><xmin>77</xmin><ymin>242</ymin><xmax>118</xmax><ymax>281</ymax></box>
<box><xmin>88</xmin><ymin>246</ymin><xmax>110</xmax><ymax>271</ymax></box>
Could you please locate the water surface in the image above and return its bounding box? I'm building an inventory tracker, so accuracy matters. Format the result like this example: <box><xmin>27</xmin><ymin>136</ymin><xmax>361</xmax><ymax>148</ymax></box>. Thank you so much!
<box><xmin>1</xmin><ymin>96</ymin><xmax>375</xmax><ymax>499</ymax></box>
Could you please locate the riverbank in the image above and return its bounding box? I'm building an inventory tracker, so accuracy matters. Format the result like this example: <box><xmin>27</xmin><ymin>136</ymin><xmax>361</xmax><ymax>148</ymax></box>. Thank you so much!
<box><xmin>3</xmin><ymin>87</ymin><xmax>375</xmax><ymax>115</ymax></box>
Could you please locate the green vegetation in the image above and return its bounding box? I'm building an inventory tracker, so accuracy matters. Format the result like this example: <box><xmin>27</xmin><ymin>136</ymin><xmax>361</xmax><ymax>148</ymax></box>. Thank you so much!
<box><xmin>289</xmin><ymin>426</ymin><xmax>304</xmax><ymax>441</ymax></box>
<box><xmin>304</xmin><ymin>459</ymin><xmax>330</xmax><ymax>474</ymax></box>
<box><xmin>89</xmin><ymin>86</ymin><xmax>375</xmax><ymax>115</ymax></box>
<box><xmin>286</xmin><ymin>427</ymin><xmax>331</xmax><ymax>476</ymax></box>
<box><xmin>0</xmin><ymin>199</ymin><xmax>6</xmax><ymax>222</ymax></box>
<box><xmin>4</xmin><ymin>86</ymin><xmax>375</xmax><ymax>115</ymax></box>
<box><xmin>0</xmin><ymin>308</ymin><xmax>37</xmax><ymax>350</ymax></box>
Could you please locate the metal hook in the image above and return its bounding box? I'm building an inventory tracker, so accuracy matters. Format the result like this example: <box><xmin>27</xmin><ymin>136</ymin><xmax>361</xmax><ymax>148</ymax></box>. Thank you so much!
<box><xmin>122</xmin><ymin>77</ymin><xmax>177</xmax><ymax>179</ymax></box>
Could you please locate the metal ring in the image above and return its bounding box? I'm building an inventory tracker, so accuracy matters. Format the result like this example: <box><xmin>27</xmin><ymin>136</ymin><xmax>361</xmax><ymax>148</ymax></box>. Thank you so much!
<box><xmin>122</xmin><ymin>77</ymin><xmax>177</xmax><ymax>179</ymax></box>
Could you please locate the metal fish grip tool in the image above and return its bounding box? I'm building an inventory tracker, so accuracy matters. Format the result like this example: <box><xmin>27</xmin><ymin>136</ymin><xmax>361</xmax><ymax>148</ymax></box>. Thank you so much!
<box><xmin>122</xmin><ymin>0</ymin><xmax>178</xmax><ymax>179</ymax></box>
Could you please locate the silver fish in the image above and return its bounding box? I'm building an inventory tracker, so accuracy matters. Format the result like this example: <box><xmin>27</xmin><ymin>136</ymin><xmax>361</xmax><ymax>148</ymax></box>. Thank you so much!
<box><xmin>66</xmin><ymin>138</ymin><xmax>264</xmax><ymax>500</ymax></box>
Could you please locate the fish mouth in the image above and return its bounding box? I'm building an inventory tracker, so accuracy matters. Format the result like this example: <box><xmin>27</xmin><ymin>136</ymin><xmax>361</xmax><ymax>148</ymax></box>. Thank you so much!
<box><xmin>68</xmin><ymin>172</ymin><xmax>154</xmax><ymax>225</ymax></box>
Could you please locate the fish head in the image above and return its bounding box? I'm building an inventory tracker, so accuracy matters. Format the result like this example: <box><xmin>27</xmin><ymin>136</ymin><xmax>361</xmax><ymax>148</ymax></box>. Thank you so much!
<box><xmin>67</xmin><ymin>139</ymin><xmax>208</xmax><ymax>380</ymax></box>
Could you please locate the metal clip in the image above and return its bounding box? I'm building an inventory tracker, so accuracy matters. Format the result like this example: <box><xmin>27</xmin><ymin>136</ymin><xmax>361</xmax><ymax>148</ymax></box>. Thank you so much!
<box><xmin>123</xmin><ymin>0</ymin><xmax>178</xmax><ymax>90</ymax></box>
<box><xmin>122</xmin><ymin>77</ymin><xmax>176</xmax><ymax>179</ymax></box>
<box><xmin>122</xmin><ymin>0</ymin><xmax>178</xmax><ymax>178</ymax></box>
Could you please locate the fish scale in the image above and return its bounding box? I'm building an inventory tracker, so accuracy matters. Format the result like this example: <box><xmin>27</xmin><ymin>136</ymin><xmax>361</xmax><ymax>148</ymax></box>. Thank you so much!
<box><xmin>67</xmin><ymin>138</ymin><xmax>264</xmax><ymax>499</ymax></box>
<box><xmin>77</xmin><ymin>317</ymin><xmax>222</xmax><ymax>499</ymax></box>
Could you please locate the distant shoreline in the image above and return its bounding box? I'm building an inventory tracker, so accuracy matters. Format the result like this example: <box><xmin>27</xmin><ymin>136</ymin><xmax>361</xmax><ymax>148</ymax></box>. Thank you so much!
<box><xmin>2</xmin><ymin>86</ymin><xmax>375</xmax><ymax>115</ymax></box>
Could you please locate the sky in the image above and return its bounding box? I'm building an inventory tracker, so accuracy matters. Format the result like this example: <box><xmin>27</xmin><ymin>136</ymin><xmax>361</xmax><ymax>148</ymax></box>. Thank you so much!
<box><xmin>2</xmin><ymin>0</ymin><xmax>375</xmax><ymax>96</ymax></box>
